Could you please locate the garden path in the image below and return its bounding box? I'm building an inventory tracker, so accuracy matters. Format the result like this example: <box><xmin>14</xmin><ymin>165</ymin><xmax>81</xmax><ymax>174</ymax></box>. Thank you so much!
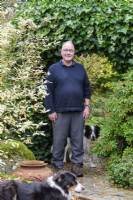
<box><xmin>72</xmin><ymin>160</ymin><xmax>133</xmax><ymax>200</ymax></box>
<box><xmin>49</xmin><ymin>158</ymin><xmax>133</xmax><ymax>200</ymax></box>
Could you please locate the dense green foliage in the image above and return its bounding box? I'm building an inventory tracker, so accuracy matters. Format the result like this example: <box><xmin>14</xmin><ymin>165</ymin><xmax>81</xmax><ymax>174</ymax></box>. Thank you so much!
<box><xmin>14</xmin><ymin>0</ymin><xmax>133</xmax><ymax>72</ymax></box>
<box><xmin>91</xmin><ymin>70</ymin><xmax>133</xmax><ymax>188</ymax></box>
<box><xmin>93</xmin><ymin>70</ymin><xmax>133</xmax><ymax>155</ymax></box>
<box><xmin>107</xmin><ymin>148</ymin><xmax>133</xmax><ymax>188</ymax></box>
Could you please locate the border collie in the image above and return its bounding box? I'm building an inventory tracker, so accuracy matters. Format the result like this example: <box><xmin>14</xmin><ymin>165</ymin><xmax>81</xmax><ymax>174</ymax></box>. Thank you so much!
<box><xmin>0</xmin><ymin>171</ymin><xmax>84</xmax><ymax>200</ymax></box>
<box><xmin>83</xmin><ymin>125</ymin><xmax>100</xmax><ymax>167</ymax></box>
<box><xmin>64</xmin><ymin>125</ymin><xmax>100</xmax><ymax>167</ymax></box>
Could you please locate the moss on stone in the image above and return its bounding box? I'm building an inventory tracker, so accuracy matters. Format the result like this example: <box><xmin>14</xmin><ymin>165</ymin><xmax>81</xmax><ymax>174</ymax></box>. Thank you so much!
<box><xmin>0</xmin><ymin>139</ymin><xmax>35</xmax><ymax>160</ymax></box>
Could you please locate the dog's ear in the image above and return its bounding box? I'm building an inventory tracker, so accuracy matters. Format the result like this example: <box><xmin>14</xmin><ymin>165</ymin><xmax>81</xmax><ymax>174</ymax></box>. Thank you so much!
<box><xmin>84</xmin><ymin>125</ymin><xmax>91</xmax><ymax>138</ymax></box>
<box><xmin>95</xmin><ymin>126</ymin><xmax>100</xmax><ymax>136</ymax></box>
<box><xmin>53</xmin><ymin>172</ymin><xmax>66</xmax><ymax>183</ymax></box>
<box><xmin>59</xmin><ymin>173</ymin><xmax>66</xmax><ymax>182</ymax></box>
<box><xmin>53</xmin><ymin>173</ymin><xmax>61</xmax><ymax>181</ymax></box>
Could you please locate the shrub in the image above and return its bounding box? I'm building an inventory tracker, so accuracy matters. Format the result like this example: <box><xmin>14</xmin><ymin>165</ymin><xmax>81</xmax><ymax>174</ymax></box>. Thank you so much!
<box><xmin>1</xmin><ymin>17</ymin><xmax>46</xmax><ymax>142</ymax></box>
<box><xmin>93</xmin><ymin>70</ymin><xmax>133</xmax><ymax>155</ymax></box>
<box><xmin>75</xmin><ymin>54</ymin><xmax>119</xmax><ymax>91</ymax></box>
<box><xmin>0</xmin><ymin>12</ymin><xmax>61</xmax><ymax>161</ymax></box>
<box><xmin>107</xmin><ymin>148</ymin><xmax>133</xmax><ymax>188</ymax></box>
<box><xmin>92</xmin><ymin>70</ymin><xmax>133</xmax><ymax>188</ymax></box>
<box><xmin>75</xmin><ymin>54</ymin><xmax>119</xmax><ymax>129</ymax></box>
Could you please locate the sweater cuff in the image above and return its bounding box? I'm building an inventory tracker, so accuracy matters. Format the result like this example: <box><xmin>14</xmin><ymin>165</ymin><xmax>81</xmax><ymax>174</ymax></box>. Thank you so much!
<box><xmin>47</xmin><ymin>108</ymin><xmax>55</xmax><ymax>114</ymax></box>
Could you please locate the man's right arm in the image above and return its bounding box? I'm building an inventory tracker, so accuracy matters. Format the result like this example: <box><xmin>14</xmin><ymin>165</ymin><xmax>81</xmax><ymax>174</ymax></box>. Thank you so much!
<box><xmin>48</xmin><ymin>112</ymin><xmax>57</xmax><ymax>122</ymax></box>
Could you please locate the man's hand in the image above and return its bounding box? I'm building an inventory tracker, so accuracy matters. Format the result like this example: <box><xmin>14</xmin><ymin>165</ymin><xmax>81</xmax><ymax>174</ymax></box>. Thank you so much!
<box><xmin>83</xmin><ymin>107</ymin><xmax>90</xmax><ymax>120</ymax></box>
<box><xmin>48</xmin><ymin>112</ymin><xmax>57</xmax><ymax>122</ymax></box>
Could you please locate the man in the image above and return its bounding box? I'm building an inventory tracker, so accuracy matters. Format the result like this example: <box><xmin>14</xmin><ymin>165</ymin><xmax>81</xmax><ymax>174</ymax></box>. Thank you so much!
<box><xmin>45</xmin><ymin>41</ymin><xmax>91</xmax><ymax>177</ymax></box>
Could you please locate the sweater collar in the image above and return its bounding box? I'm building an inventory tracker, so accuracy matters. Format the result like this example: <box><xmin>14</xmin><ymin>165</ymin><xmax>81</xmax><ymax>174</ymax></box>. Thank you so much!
<box><xmin>60</xmin><ymin>60</ymin><xmax>76</xmax><ymax>67</ymax></box>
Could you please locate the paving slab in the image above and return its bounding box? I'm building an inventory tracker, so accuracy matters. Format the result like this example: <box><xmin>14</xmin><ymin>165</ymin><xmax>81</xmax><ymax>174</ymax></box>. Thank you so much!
<box><xmin>73</xmin><ymin>161</ymin><xmax>133</xmax><ymax>200</ymax></box>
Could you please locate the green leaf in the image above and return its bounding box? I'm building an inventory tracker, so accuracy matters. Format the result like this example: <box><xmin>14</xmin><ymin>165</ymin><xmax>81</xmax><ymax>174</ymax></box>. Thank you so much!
<box><xmin>118</xmin><ymin>27</ymin><xmax>128</xmax><ymax>35</ymax></box>
<box><xmin>128</xmin><ymin>59</ymin><xmax>133</xmax><ymax>65</ymax></box>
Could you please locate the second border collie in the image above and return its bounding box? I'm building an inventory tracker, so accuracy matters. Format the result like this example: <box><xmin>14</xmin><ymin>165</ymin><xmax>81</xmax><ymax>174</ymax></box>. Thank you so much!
<box><xmin>83</xmin><ymin>125</ymin><xmax>100</xmax><ymax>167</ymax></box>
<box><xmin>64</xmin><ymin>125</ymin><xmax>100</xmax><ymax>166</ymax></box>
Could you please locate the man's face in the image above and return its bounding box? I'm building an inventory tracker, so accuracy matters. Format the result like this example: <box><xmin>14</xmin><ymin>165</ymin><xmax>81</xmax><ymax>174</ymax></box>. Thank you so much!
<box><xmin>61</xmin><ymin>43</ymin><xmax>75</xmax><ymax>63</ymax></box>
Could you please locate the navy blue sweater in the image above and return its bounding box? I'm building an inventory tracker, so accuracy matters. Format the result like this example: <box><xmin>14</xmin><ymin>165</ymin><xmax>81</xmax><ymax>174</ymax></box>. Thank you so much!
<box><xmin>45</xmin><ymin>61</ymin><xmax>91</xmax><ymax>114</ymax></box>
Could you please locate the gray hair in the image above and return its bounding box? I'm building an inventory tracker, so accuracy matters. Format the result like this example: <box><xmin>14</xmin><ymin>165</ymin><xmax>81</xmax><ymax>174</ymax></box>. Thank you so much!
<box><xmin>61</xmin><ymin>40</ymin><xmax>75</xmax><ymax>50</ymax></box>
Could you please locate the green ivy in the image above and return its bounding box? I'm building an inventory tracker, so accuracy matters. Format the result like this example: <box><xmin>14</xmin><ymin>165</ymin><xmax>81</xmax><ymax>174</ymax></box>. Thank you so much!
<box><xmin>14</xmin><ymin>0</ymin><xmax>133</xmax><ymax>72</ymax></box>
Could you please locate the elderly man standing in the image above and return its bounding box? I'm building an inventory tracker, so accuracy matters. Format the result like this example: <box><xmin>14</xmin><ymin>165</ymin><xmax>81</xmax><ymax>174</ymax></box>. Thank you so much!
<box><xmin>45</xmin><ymin>41</ymin><xmax>91</xmax><ymax>177</ymax></box>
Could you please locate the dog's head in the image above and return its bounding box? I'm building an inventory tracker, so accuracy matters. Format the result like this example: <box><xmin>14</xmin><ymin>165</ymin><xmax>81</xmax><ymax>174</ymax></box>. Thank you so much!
<box><xmin>84</xmin><ymin>125</ymin><xmax>100</xmax><ymax>141</ymax></box>
<box><xmin>0</xmin><ymin>180</ymin><xmax>17</xmax><ymax>200</ymax></box>
<box><xmin>48</xmin><ymin>171</ymin><xmax>84</xmax><ymax>194</ymax></box>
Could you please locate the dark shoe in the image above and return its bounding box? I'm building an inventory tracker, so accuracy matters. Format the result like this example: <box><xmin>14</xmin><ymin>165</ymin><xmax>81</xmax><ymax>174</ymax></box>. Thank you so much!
<box><xmin>71</xmin><ymin>163</ymin><xmax>83</xmax><ymax>177</ymax></box>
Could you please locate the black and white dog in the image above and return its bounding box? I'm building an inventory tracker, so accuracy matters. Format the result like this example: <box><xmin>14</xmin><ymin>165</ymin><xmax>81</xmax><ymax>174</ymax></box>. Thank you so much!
<box><xmin>0</xmin><ymin>171</ymin><xmax>84</xmax><ymax>200</ymax></box>
<box><xmin>64</xmin><ymin>125</ymin><xmax>100</xmax><ymax>167</ymax></box>
<box><xmin>83</xmin><ymin>125</ymin><xmax>100</xmax><ymax>167</ymax></box>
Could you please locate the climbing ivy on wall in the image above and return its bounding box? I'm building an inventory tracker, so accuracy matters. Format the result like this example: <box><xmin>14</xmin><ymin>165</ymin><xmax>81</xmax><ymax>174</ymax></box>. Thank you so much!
<box><xmin>14</xmin><ymin>0</ymin><xmax>133</xmax><ymax>72</ymax></box>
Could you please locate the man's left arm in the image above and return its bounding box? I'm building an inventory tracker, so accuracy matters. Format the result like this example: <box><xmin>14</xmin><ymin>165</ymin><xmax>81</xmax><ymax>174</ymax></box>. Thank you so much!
<box><xmin>83</xmin><ymin>70</ymin><xmax>91</xmax><ymax>120</ymax></box>
<box><xmin>83</xmin><ymin>98</ymin><xmax>91</xmax><ymax>120</ymax></box>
